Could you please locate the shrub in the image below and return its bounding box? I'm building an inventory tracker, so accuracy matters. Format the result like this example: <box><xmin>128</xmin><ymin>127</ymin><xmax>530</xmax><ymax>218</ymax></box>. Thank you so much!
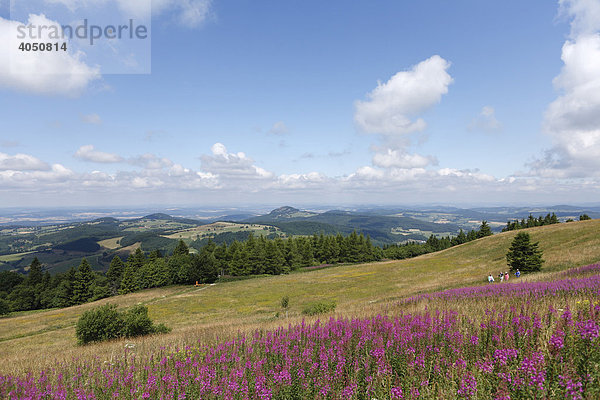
<box><xmin>76</xmin><ymin>304</ymin><xmax>125</xmax><ymax>345</ymax></box>
<box><xmin>122</xmin><ymin>305</ymin><xmax>155</xmax><ymax>338</ymax></box>
<box><xmin>302</xmin><ymin>300</ymin><xmax>336</xmax><ymax>316</ymax></box>
<box><xmin>0</xmin><ymin>298</ymin><xmax>10</xmax><ymax>316</ymax></box>
<box><xmin>76</xmin><ymin>304</ymin><xmax>170</xmax><ymax>345</ymax></box>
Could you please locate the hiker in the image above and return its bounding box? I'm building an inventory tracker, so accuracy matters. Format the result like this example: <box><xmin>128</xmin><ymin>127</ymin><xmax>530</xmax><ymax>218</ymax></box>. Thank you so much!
<box><xmin>515</xmin><ymin>269</ymin><xmax>521</xmax><ymax>278</ymax></box>
<box><xmin>499</xmin><ymin>272</ymin><xmax>504</xmax><ymax>282</ymax></box>
<box><xmin>504</xmin><ymin>272</ymin><xmax>509</xmax><ymax>282</ymax></box>
<box><xmin>488</xmin><ymin>273</ymin><xmax>495</xmax><ymax>283</ymax></box>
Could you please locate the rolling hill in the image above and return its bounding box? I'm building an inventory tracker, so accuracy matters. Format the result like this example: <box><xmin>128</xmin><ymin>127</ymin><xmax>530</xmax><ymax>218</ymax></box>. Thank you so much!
<box><xmin>1</xmin><ymin>218</ymin><xmax>599</xmax><ymax>376</ymax></box>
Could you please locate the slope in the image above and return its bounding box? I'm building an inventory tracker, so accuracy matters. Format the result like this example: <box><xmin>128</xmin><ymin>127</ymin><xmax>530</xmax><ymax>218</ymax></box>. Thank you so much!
<box><xmin>1</xmin><ymin>219</ymin><xmax>599</xmax><ymax>376</ymax></box>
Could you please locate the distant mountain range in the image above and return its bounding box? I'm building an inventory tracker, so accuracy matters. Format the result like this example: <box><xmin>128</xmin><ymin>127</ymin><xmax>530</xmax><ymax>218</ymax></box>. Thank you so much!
<box><xmin>1</xmin><ymin>205</ymin><xmax>598</xmax><ymax>275</ymax></box>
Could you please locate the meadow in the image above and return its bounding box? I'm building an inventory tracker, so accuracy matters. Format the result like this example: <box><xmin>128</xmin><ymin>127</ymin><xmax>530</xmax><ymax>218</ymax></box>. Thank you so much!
<box><xmin>1</xmin><ymin>220</ymin><xmax>600</xmax><ymax>398</ymax></box>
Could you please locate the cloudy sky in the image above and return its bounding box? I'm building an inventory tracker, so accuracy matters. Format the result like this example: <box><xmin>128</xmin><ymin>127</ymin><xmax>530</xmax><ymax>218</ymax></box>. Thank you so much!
<box><xmin>1</xmin><ymin>0</ymin><xmax>600</xmax><ymax>207</ymax></box>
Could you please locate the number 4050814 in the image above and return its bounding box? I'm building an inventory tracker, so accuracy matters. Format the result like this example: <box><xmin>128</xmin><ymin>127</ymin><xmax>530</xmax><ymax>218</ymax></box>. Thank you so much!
<box><xmin>18</xmin><ymin>42</ymin><xmax>67</xmax><ymax>51</ymax></box>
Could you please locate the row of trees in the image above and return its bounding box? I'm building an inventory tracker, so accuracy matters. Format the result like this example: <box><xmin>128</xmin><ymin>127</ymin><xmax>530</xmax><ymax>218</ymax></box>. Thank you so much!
<box><xmin>1</xmin><ymin>220</ymin><xmax>517</xmax><ymax>315</ymax></box>
<box><xmin>1</xmin><ymin>231</ymin><xmax>383</xmax><ymax>313</ymax></box>
<box><xmin>0</xmin><ymin>257</ymin><xmax>110</xmax><ymax>313</ymax></box>
<box><xmin>382</xmin><ymin>221</ymin><xmax>493</xmax><ymax>259</ymax></box>
<box><xmin>108</xmin><ymin>232</ymin><xmax>383</xmax><ymax>294</ymax></box>
<box><xmin>502</xmin><ymin>213</ymin><xmax>592</xmax><ymax>232</ymax></box>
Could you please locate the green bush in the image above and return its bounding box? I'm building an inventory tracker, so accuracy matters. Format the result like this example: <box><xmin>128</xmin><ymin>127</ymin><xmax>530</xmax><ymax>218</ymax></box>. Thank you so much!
<box><xmin>0</xmin><ymin>298</ymin><xmax>10</xmax><ymax>316</ymax></box>
<box><xmin>76</xmin><ymin>304</ymin><xmax>125</xmax><ymax>345</ymax></box>
<box><xmin>76</xmin><ymin>304</ymin><xmax>170</xmax><ymax>345</ymax></box>
<box><xmin>122</xmin><ymin>305</ymin><xmax>155</xmax><ymax>338</ymax></box>
<box><xmin>302</xmin><ymin>300</ymin><xmax>336</xmax><ymax>316</ymax></box>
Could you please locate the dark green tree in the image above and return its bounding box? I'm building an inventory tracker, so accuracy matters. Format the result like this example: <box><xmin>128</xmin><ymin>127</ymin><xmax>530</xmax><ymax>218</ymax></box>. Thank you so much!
<box><xmin>478</xmin><ymin>221</ymin><xmax>493</xmax><ymax>238</ymax></box>
<box><xmin>173</xmin><ymin>240</ymin><xmax>189</xmax><ymax>257</ymax></box>
<box><xmin>106</xmin><ymin>256</ymin><xmax>124</xmax><ymax>295</ymax></box>
<box><xmin>580</xmin><ymin>214</ymin><xmax>592</xmax><ymax>221</ymax></box>
<box><xmin>26</xmin><ymin>257</ymin><xmax>44</xmax><ymax>287</ymax></box>
<box><xmin>506</xmin><ymin>232</ymin><xmax>544</xmax><ymax>273</ymax></box>
<box><xmin>72</xmin><ymin>258</ymin><xmax>95</xmax><ymax>304</ymax></box>
<box><xmin>119</xmin><ymin>263</ymin><xmax>139</xmax><ymax>294</ymax></box>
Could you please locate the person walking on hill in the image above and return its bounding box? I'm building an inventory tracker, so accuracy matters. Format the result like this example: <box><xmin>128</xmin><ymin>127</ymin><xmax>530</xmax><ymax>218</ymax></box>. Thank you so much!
<box><xmin>499</xmin><ymin>272</ymin><xmax>504</xmax><ymax>282</ymax></box>
<box><xmin>504</xmin><ymin>272</ymin><xmax>509</xmax><ymax>282</ymax></box>
<box><xmin>515</xmin><ymin>269</ymin><xmax>521</xmax><ymax>278</ymax></box>
<box><xmin>488</xmin><ymin>273</ymin><xmax>495</xmax><ymax>283</ymax></box>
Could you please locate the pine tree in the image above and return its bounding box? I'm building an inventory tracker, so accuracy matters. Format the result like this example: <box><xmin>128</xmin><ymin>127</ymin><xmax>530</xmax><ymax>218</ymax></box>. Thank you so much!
<box><xmin>173</xmin><ymin>240</ymin><xmax>189</xmax><ymax>256</ymax></box>
<box><xmin>27</xmin><ymin>257</ymin><xmax>43</xmax><ymax>287</ymax></box>
<box><xmin>106</xmin><ymin>256</ymin><xmax>124</xmax><ymax>295</ymax></box>
<box><xmin>478</xmin><ymin>221</ymin><xmax>493</xmax><ymax>238</ymax></box>
<box><xmin>72</xmin><ymin>258</ymin><xmax>95</xmax><ymax>304</ymax></box>
<box><xmin>506</xmin><ymin>232</ymin><xmax>544</xmax><ymax>273</ymax></box>
<box><xmin>119</xmin><ymin>263</ymin><xmax>139</xmax><ymax>294</ymax></box>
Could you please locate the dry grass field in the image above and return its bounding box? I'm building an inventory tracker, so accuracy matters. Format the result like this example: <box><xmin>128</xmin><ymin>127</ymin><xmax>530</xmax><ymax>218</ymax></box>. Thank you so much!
<box><xmin>1</xmin><ymin>219</ymin><xmax>599</xmax><ymax>377</ymax></box>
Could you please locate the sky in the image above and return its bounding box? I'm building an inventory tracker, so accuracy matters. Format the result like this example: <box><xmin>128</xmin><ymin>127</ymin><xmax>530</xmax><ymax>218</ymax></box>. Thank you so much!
<box><xmin>1</xmin><ymin>0</ymin><xmax>600</xmax><ymax>208</ymax></box>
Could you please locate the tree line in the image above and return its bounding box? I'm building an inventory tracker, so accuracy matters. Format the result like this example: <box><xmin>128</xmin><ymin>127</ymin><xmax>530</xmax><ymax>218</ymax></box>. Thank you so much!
<box><xmin>0</xmin><ymin>222</ymin><xmax>502</xmax><ymax>315</ymax></box>
<box><xmin>383</xmin><ymin>221</ymin><xmax>492</xmax><ymax>259</ymax></box>
<box><xmin>0</xmin><ymin>231</ymin><xmax>382</xmax><ymax>314</ymax></box>
<box><xmin>502</xmin><ymin>213</ymin><xmax>592</xmax><ymax>232</ymax></box>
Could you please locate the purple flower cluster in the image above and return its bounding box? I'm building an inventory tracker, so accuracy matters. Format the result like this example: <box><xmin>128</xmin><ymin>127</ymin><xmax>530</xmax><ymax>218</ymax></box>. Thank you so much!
<box><xmin>405</xmin><ymin>273</ymin><xmax>600</xmax><ymax>303</ymax></box>
<box><xmin>1</xmin><ymin>263</ymin><xmax>600</xmax><ymax>399</ymax></box>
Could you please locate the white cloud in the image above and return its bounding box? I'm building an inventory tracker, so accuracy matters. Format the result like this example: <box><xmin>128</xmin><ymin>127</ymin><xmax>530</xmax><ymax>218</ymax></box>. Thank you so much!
<box><xmin>2</xmin><ymin>144</ymin><xmax>600</xmax><ymax>206</ymax></box>
<box><xmin>268</xmin><ymin>121</ymin><xmax>289</xmax><ymax>135</ymax></box>
<box><xmin>468</xmin><ymin>106</ymin><xmax>502</xmax><ymax>133</ymax></box>
<box><xmin>75</xmin><ymin>145</ymin><xmax>123</xmax><ymax>163</ymax></box>
<box><xmin>0</xmin><ymin>152</ymin><xmax>50</xmax><ymax>171</ymax></box>
<box><xmin>530</xmin><ymin>0</ymin><xmax>600</xmax><ymax>178</ymax></box>
<box><xmin>559</xmin><ymin>0</ymin><xmax>600</xmax><ymax>37</ymax></box>
<box><xmin>130</xmin><ymin>153</ymin><xmax>173</xmax><ymax>169</ymax></box>
<box><xmin>372</xmin><ymin>149</ymin><xmax>437</xmax><ymax>169</ymax></box>
<box><xmin>354</xmin><ymin>55</ymin><xmax>453</xmax><ymax>136</ymax></box>
<box><xmin>200</xmin><ymin>143</ymin><xmax>274</xmax><ymax>180</ymax></box>
<box><xmin>0</xmin><ymin>15</ymin><xmax>101</xmax><ymax>96</ymax></box>
<box><xmin>81</xmin><ymin>113</ymin><xmax>102</xmax><ymax>125</ymax></box>
<box><xmin>0</xmin><ymin>163</ymin><xmax>74</xmax><ymax>187</ymax></box>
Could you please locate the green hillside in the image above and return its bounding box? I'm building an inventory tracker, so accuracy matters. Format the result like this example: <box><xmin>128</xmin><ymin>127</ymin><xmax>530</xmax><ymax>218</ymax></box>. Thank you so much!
<box><xmin>1</xmin><ymin>219</ymin><xmax>599</xmax><ymax>376</ymax></box>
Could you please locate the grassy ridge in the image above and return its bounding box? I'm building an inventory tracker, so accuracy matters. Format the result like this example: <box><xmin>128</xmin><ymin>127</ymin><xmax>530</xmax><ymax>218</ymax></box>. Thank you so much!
<box><xmin>1</xmin><ymin>219</ymin><xmax>599</xmax><ymax>375</ymax></box>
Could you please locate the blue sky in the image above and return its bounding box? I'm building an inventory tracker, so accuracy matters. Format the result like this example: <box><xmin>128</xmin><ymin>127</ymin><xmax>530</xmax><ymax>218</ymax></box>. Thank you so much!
<box><xmin>1</xmin><ymin>0</ymin><xmax>600</xmax><ymax>207</ymax></box>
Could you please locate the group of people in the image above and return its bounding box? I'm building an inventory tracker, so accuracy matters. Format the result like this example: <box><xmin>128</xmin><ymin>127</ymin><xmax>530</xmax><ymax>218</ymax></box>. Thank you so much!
<box><xmin>487</xmin><ymin>269</ymin><xmax>520</xmax><ymax>283</ymax></box>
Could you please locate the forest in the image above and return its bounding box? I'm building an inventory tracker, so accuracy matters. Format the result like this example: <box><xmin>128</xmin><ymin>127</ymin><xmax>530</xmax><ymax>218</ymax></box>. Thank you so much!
<box><xmin>0</xmin><ymin>222</ymin><xmax>493</xmax><ymax>315</ymax></box>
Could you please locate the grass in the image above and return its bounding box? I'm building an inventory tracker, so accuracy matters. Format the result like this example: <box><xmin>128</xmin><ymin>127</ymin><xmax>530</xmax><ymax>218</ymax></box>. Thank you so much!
<box><xmin>0</xmin><ymin>251</ymin><xmax>36</xmax><ymax>262</ymax></box>
<box><xmin>1</xmin><ymin>220</ymin><xmax>600</xmax><ymax>376</ymax></box>
<box><xmin>97</xmin><ymin>236</ymin><xmax>123</xmax><ymax>250</ymax></box>
<box><xmin>162</xmin><ymin>222</ymin><xmax>279</xmax><ymax>241</ymax></box>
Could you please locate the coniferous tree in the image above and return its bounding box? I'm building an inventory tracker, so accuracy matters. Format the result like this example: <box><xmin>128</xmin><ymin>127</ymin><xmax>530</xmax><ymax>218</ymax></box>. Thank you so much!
<box><xmin>106</xmin><ymin>256</ymin><xmax>124</xmax><ymax>295</ymax></box>
<box><xmin>506</xmin><ymin>232</ymin><xmax>544</xmax><ymax>273</ymax></box>
<box><xmin>72</xmin><ymin>258</ymin><xmax>95</xmax><ymax>304</ymax></box>
<box><xmin>478</xmin><ymin>221</ymin><xmax>493</xmax><ymax>238</ymax></box>
<box><xmin>26</xmin><ymin>257</ymin><xmax>43</xmax><ymax>288</ymax></box>
<box><xmin>173</xmin><ymin>240</ymin><xmax>189</xmax><ymax>256</ymax></box>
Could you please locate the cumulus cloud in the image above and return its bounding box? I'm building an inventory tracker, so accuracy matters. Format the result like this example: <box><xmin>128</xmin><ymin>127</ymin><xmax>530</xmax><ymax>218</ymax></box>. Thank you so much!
<box><xmin>1</xmin><ymin>144</ymin><xmax>599</xmax><ymax>206</ymax></box>
<box><xmin>468</xmin><ymin>106</ymin><xmax>502</xmax><ymax>133</ymax></box>
<box><xmin>200</xmin><ymin>143</ymin><xmax>274</xmax><ymax>180</ymax></box>
<box><xmin>0</xmin><ymin>163</ymin><xmax>74</xmax><ymax>187</ymax></box>
<box><xmin>80</xmin><ymin>113</ymin><xmax>102</xmax><ymax>125</ymax></box>
<box><xmin>354</xmin><ymin>55</ymin><xmax>453</xmax><ymax>137</ymax></box>
<box><xmin>529</xmin><ymin>0</ymin><xmax>600</xmax><ymax>178</ymax></box>
<box><xmin>0</xmin><ymin>152</ymin><xmax>50</xmax><ymax>171</ymax></box>
<box><xmin>0</xmin><ymin>15</ymin><xmax>101</xmax><ymax>96</ymax></box>
<box><xmin>372</xmin><ymin>149</ymin><xmax>437</xmax><ymax>169</ymax></box>
<box><xmin>75</xmin><ymin>145</ymin><xmax>123</xmax><ymax>163</ymax></box>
